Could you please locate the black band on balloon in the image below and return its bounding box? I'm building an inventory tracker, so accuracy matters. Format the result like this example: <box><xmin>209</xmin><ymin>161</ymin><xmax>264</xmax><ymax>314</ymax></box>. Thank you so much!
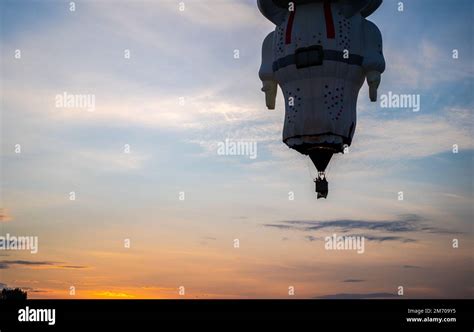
<box><xmin>273</xmin><ymin>48</ymin><xmax>364</xmax><ymax>71</ymax></box>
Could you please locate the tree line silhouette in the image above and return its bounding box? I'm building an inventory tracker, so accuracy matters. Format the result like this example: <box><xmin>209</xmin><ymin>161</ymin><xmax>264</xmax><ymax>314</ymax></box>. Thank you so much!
<box><xmin>1</xmin><ymin>288</ymin><xmax>27</xmax><ymax>300</ymax></box>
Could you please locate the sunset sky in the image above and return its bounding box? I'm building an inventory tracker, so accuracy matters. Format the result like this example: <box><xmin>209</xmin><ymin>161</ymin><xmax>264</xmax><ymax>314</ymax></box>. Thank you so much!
<box><xmin>0</xmin><ymin>0</ymin><xmax>472</xmax><ymax>299</ymax></box>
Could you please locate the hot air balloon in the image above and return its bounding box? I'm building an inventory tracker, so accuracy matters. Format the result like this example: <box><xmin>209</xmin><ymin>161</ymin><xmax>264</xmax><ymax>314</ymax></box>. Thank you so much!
<box><xmin>258</xmin><ymin>0</ymin><xmax>385</xmax><ymax>198</ymax></box>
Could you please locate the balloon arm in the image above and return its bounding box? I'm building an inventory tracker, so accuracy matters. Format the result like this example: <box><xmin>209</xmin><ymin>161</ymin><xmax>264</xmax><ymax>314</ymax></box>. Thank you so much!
<box><xmin>366</xmin><ymin>70</ymin><xmax>381</xmax><ymax>102</ymax></box>
<box><xmin>262</xmin><ymin>80</ymin><xmax>277</xmax><ymax>110</ymax></box>
<box><xmin>361</xmin><ymin>18</ymin><xmax>385</xmax><ymax>102</ymax></box>
<box><xmin>259</xmin><ymin>31</ymin><xmax>277</xmax><ymax>109</ymax></box>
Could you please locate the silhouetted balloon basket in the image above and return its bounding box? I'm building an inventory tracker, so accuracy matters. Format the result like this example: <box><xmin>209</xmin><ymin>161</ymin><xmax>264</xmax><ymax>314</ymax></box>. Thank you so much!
<box><xmin>315</xmin><ymin>173</ymin><xmax>329</xmax><ymax>199</ymax></box>
<box><xmin>309</xmin><ymin>149</ymin><xmax>333</xmax><ymax>199</ymax></box>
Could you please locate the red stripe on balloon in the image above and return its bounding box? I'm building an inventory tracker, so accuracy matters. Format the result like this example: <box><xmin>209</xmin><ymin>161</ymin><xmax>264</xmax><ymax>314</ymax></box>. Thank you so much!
<box><xmin>285</xmin><ymin>9</ymin><xmax>296</xmax><ymax>44</ymax></box>
<box><xmin>323</xmin><ymin>1</ymin><xmax>335</xmax><ymax>39</ymax></box>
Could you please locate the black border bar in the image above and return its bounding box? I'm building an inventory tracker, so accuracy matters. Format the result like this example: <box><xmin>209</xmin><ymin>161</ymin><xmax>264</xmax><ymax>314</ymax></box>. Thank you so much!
<box><xmin>0</xmin><ymin>299</ymin><xmax>472</xmax><ymax>329</ymax></box>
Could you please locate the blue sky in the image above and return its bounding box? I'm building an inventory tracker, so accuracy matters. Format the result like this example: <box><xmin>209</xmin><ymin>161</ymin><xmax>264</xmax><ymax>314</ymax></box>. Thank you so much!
<box><xmin>0</xmin><ymin>0</ymin><xmax>472</xmax><ymax>298</ymax></box>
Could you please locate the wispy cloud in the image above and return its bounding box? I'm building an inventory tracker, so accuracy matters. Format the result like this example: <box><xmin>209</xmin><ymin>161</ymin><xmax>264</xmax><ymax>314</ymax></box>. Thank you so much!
<box><xmin>263</xmin><ymin>214</ymin><xmax>459</xmax><ymax>235</ymax></box>
<box><xmin>0</xmin><ymin>208</ymin><xmax>12</xmax><ymax>223</ymax></box>
<box><xmin>356</xmin><ymin>235</ymin><xmax>417</xmax><ymax>243</ymax></box>
<box><xmin>74</xmin><ymin>149</ymin><xmax>151</xmax><ymax>172</ymax></box>
<box><xmin>263</xmin><ymin>214</ymin><xmax>460</xmax><ymax>244</ymax></box>
<box><xmin>384</xmin><ymin>39</ymin><xmax>473</xmax><ymax>90</ymax></box>
<box><xmin>0</xmin><ymin>260</ymin><xmax>88</xmax><ymax>270</ymax></box>
<box><xmin>354</xmin><ymin>107</ymin><xmax>474</xmax><ymax>160</ymax></box>
<box><xmin>403</xmin><ymin>265</ymin><xmax>423</xmax><ymax>269</ymax></box>
<box><xmin>302</xmin><ymin>233</ymin><xmax>416</xmax><ymax>243</ymax></box>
